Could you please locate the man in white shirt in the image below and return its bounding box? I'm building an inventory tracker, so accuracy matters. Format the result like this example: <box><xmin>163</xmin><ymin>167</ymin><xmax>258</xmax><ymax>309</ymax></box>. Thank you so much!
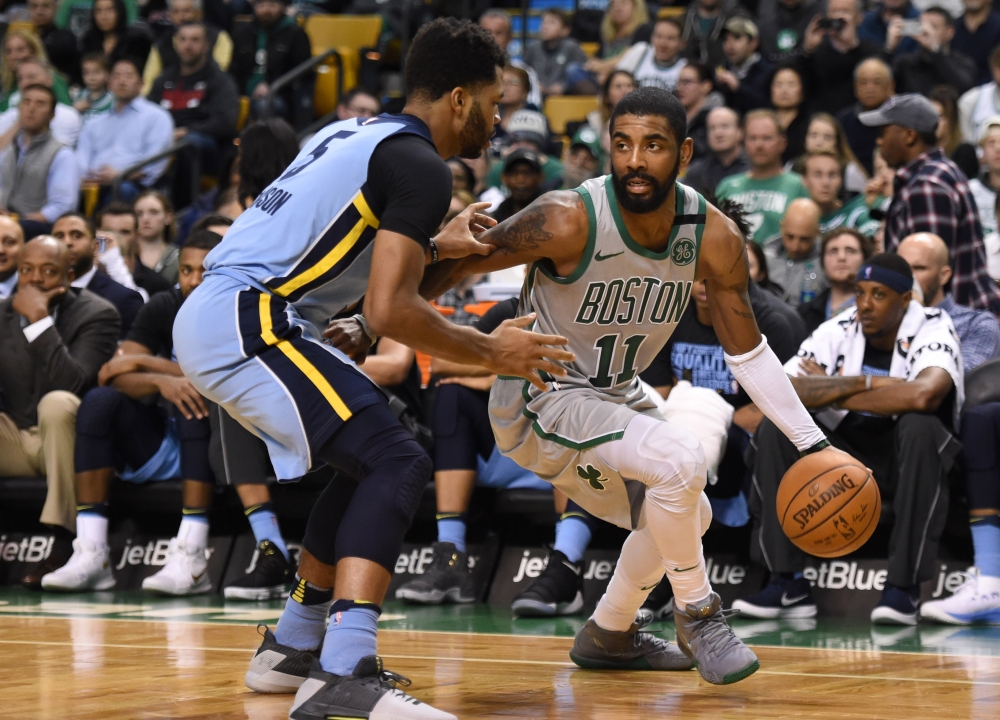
<box><xmin>0</xmin><ymin>215</ymin><xmax>22</xmax><ymax>298</ymax></box>
<box><xmin>969</xmin><ymin>116</ymin><xmax>1000</xmax><ymax>234</ymax></box>
<box><xmin>617</xmin><ymin>16</ymin><xmax>688</xmax><ymax>91</ymax></box>
<box><xmin>0</xmin><ymin>59</ymin><xmax>81</xmax><ymax>149</ymax></box>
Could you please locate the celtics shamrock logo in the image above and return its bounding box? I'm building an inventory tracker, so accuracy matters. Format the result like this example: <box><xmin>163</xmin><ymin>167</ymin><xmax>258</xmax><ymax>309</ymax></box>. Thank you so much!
<box><xmin>671</xmin><ymin>238</ymin><xmax>696</xmax><ymax>266</ymax></box>
<box><xmin>577</xmin><ymin>464</ymin><xmax>608</xmax><ymax>491</ymax></box>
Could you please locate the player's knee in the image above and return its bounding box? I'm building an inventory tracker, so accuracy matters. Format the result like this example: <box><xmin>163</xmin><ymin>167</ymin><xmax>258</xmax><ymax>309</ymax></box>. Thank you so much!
<box><xmin>635</xmin><ymin>422</ymin><xmax>707</xmax><ymax>509</ymax></box>
<box><xmin>74</xmin><ymin>386</ymin><xmax>125</xmax><ymax>434</ymax></box>
<box><xmin>699</xmin><ymin>492</ymin><xmax>712</xmax><ymax>535</ymax></box>
<box><xmin>393</xmin><ymin>446</ymin><xmax>433</xmax><ymax>523</ymax></box>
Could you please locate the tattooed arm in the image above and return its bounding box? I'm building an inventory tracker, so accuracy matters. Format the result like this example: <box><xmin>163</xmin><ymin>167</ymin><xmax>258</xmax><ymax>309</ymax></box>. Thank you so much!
<box><xmin>420</xmin><ymin>191</ymin><xmax>589</xmax><ymax>299</ymax></box>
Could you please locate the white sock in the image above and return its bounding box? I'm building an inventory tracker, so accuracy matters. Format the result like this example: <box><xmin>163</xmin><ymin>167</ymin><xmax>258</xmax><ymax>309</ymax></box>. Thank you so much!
<box><xmin>76</xmin><ymin>514</ymin><xmax>108</xmax><ymax>546</ymax></box>
<box><xmin>592</xmin><ymin>525</ymin><xmax>664</xmax><ymax>632</ymax></box>
<box><xmin>177</xmin><ymin>518</ymin><xmax>209</xmax><ymax>550</ymax></box>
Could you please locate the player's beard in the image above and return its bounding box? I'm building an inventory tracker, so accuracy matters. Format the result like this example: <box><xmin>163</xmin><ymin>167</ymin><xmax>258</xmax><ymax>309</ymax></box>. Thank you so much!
<box><xmin>457</xmin><ymin>99</ymin><xmax>490</xmax><ymax>159</ymax></box>
<box><xmin>611</xmin><ymin>154</ymin><xmax>680</xmax><ymax>214</ymax></box>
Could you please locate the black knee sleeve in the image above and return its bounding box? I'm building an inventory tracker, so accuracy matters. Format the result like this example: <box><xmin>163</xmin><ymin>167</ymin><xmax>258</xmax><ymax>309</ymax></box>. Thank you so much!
<box><xmin>961</xmin><ymin>402</ymin><xmax>1000</xmax><ymax>511</ymax></box>
<box><xmin>176</xmin><ymin>412</ymin><xmax>214</xmax><ymax>483</ymax></box>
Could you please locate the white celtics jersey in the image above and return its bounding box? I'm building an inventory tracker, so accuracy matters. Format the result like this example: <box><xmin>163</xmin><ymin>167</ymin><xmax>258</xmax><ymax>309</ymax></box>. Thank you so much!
<box><xmin>520</xmin><ymin>175</ymin><xmax>705</xmax><ymax>396</ymax></box>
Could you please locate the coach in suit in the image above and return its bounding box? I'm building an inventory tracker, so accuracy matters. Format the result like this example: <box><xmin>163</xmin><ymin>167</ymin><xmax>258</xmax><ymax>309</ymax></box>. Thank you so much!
<box><xmin>53</xmin><ymin>213</ymin><xmax>143</xmax><ymax>338</ymax></box>
<box><xmin>0</xmin><ymin>236</ymin><xmax>119</xmax><ymax>586</ymax></box>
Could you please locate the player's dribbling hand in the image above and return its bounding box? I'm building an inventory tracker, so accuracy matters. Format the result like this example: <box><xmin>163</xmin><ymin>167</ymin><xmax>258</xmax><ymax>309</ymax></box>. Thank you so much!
<box><xmin>489</xmin><ymin>314</ymin><xmax>575</xmax><ymax>391</ymax></box>
<box><xmin>323</xmin><ymin>317</ymin><xmax>372</xmax><ymax>362</ymax></box>
<box><xmin>433</xmin><ymin>201</ymin><xmax>497</xmax><ymax>261</ymax></box>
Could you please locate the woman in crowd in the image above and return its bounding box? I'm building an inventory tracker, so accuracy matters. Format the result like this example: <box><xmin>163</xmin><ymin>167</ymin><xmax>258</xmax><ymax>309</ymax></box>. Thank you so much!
<box><xmin>794</xmin><ymin>113</ymin><xmax>869</xmax><ymax>195</ymax></box>
<box><xmin>496</xmin><ymin>65</ymin><xmax>534</xmax><ymax>138</ymax></box>
<box><xmin>447</xmin><ymin>157</ymin><xmax>477</xmax><ymax>195</ymax></box>
<box><xmin>0</xmin><ymin>30</ymin><xmax>72</xmax><ymax>110</ymax></box>
<box><xmin>134</xmin><ymin>190</ymin><xmax>178</xmax><ymax>285</ymax></box>
<box><xmin>771</xmin><ymin>66</ymin><xmax>809</xmax><ymax>164</ymax></box>
<box><xmin>583</xmin><ymin>0</ymin><xmax>650</xmax><ymax>84</ymax></box>
<box><xmin>798</xmin><ymin>228</ymin><xmax>874</xmax><ymax>334</ymax></box>
<box><xmin>81</xmin><ymin>0</ymin><xmax>151</xmax><ymax>72</ymax></box>
<box><xmin>587</xmin><ymin>69</ymin><xmax>635</xmax><ymax>172</ymax></box>
<box><xmin>929</xmin><ymin>85</ymin><xmax>978</xmax><ymax>181</ymax></box>
<box><xmin>746</xmin><ymin>239</ymin><xmax>783</xmax><ymax>298</ymax></box>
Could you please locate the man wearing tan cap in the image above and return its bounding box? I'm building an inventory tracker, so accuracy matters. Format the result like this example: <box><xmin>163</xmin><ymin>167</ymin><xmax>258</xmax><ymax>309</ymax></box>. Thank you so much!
<box><xmin>715</xmin><ymin>17</ymin><xmax>775</xmax><ymax>115</ymax></box>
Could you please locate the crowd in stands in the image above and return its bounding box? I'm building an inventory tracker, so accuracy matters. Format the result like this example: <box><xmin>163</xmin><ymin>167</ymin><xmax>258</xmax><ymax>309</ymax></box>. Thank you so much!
<box><xmin>0</xmin><ymin>0</ymin><xmax>999</xmax><ymax>627</ymax></box>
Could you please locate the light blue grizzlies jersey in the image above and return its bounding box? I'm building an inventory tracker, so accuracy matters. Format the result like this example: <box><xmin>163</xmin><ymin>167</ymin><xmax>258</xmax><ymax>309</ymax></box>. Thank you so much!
<box><xmin>204</xmin><ymin>114</ymin><xmax>434</xmax><ymax>330</ymax></box>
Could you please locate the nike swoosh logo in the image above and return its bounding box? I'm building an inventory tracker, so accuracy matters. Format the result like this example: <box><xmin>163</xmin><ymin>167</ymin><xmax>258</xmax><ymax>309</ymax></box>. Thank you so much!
<box><xmin>562</xmin><ymin>561</ymin><xmax>582</xmax><ymax>575</ymax></box>
<box><xmin>594</xmin><ymin>250</ymin><xmax>624</xmax><ymax>261</ymax></box>
<box><xmin>192</xmin><ymin>571</ymin><xmax>206</xmax><ymax>582</ymax></box>
<box><xmin>781</xmin><ymin>593</ymin><xmax>808</xmax><ymax>606</ymax></box>
<box><xmin>673</xmin><ymin>564</ymin><xmax>699</xmax><ymax>573</ymax></box>
<box><xmin>640</xmin><ymin>584</ymin><xmax>659</xmax><ymax>591</ymax></box>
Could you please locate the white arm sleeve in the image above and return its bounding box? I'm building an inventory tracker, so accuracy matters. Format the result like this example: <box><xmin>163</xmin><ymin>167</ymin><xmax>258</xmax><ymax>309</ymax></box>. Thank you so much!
<box><xmin>98</xmin><ymin>245</ymin><xmax>139</xmax><ymax>291</ymax></box>
<box><xmin>725</xmin><ymin>336</ymin><xmax>827</xmax><ymax>452</ymax></box>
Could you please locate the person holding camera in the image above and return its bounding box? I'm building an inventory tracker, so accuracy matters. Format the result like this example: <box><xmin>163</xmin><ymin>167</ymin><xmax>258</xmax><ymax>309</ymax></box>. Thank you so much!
<box><xmin>892</xmin><ymin>7</ymin><xmax>977</xmax><ymax>96</ymax></box>
<box><xmin>800</xmin><ymin>0</ymin><xmax>880</xmax><ymax>115</ymax></box>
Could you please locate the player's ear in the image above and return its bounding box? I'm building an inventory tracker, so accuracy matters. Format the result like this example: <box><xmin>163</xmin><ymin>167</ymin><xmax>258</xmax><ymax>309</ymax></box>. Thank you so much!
<box><xmin>450</xmin><ymin>86</ymin><xmax>466</xmax><ymax>115</ymax></box>
<box><xmin>678</xmin><ymin>137</ymin><xmax>694</xmax><ymax>173</ymax></box>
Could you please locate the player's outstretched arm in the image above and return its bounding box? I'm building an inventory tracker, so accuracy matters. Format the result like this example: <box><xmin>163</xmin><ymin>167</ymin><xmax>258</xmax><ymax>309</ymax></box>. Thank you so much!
<box><xmin>419</xmin><ymin>191</ymin><xmax>588</xmax><ymax>299</ymax></box>
<box><xmin>366</xmin><ymin>229</ymin><xmax>576</xmax><ymax>390</ymax></box>
<box><xmin>699</xmin><ymin>206</ymin><xmax>828</xmax><ymax>454</ymax></box>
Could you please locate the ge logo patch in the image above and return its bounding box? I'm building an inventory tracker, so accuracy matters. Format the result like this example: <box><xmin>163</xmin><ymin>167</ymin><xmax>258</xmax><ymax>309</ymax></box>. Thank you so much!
<box><xmin>671</xmin><ymin>238</ymin><xmax>696</xmax><ymax>266</ymax></box>
<box><xmin>577</xmin><ymin>464</ymin><xmax>608</xmax><ymax>491</ymax></box>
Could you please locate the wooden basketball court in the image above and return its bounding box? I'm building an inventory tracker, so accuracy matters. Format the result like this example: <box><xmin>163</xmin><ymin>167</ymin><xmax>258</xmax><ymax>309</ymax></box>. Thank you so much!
<box><xmin>4</xmin><ymin>590</ymin><xmax>1000</xmax><ymax>719</ymax></box>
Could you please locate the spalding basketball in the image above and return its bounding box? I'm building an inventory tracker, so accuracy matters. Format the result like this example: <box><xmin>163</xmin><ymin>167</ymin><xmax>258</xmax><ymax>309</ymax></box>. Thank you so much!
<box><xmin>777</xmin><ymin>448</ymin><xmax>881</xmax><ymax>559</ymax></box>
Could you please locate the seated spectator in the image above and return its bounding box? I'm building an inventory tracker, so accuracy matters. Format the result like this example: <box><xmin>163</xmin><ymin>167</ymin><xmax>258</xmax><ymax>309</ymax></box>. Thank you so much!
<box><xmin>676</xmin><ymin>63</ymin><xmax>717</xmax><ymax>163</ymax></box>
<box><xmin>496</xmin><ymin>66</ymin><xmax>536</xmax><ymax>139</ymax></box>
<box><xmin>745</xmin><ymin>237</ymin><xmax>784</xmax><ymax>297</ymax></box>
<box><xmin>142</xmin><ymin>0</ymin><xmax>234</xmax><ymax>95</ymax></box>
<box><xmin>492</xmin><ymin>150</ymin><xmax>546</xmax><ymax>224</ymax></box>
<box><xmin>0</xmin><ymin>60</ymin><xmax>83</xmax><ymax>150</ymax></box>
<box><xmin>73</xmin><ymin>53</ymin><xmax>114</xmax><ymax>121</ymax></box>
<box><xmin>616</xmin><ymin>16</ymin><xmax>687</xmax><ymax>92</ymax></box>
<box><xmin>234</xmin><ymin>117</ymin><xmax>299</xmax><ymax>209</ymax></box>
<box><xmin>524</xmin><ymin>9</ymin><xmax>591</xmax><ymax>97</ymax></box>
<box><xmin>81</xmin><ymin>0</ymin><xmax>152</xmax><ymax>74</ymax></box>
<box><xmin>681</xmin><ymin>0</ymin><xmax>751</xmax><ymax>69</ymax></box>
<box><xmin>230</xmin><ymin>0</ymin><xmax>312</xmax><ymax>129</ymax></box>
<box><xmin>0</xmin><ymin>216</ymin><xmax>23</xmax><ymax>298</ymax></box>
<box><xmin>955</xmin><ymin>0</ymin><xmax>1000</xmax><ymax>86</ymax></box>
<box><xmin>583</xmin><ymin>0</ymin><xmax>652</xmax><ymax>85</ymax></box>
<box><xmin>794</xmin><ymin>113</ymin><xmax>869</xmax><ymax>194</ymax></box>
<box><xmin>735</xmin><ymin>253</ymin><xmax>963</xmax><ymax>625</ymax></box>
<box><xmin>40</xmin><ymin>230</ymin><xmax>294</xmax><ymax>598</ymax></box>
<box><xmin>336</xmin><ymin>89</ymin><xmax>381</xmax><ymax>121</ymax></box>
<box><xmin>76</xmin><ymin>58</ymin><xmax>174</xmax><ymax>202</ymax></box>
<box><xmin>54</xmin><ymin>212</ymin><xmax>143</xmax><ymax>338</ymax></box>
<box><xmin>716</xmin><ymin>109</ymin><xmax>810</xmax><ymax>246</ymax></box>
<box><xmin>771</xmin><ymin>66</ymin><xmax>809</xmax><ymax>164</ymax></box>
<box><xmin>684</xmin><ymin>106</ymin><xmax>749</xmax><ymax>197</ymax></box>
<box><xmin>969</xmin><ymin>117</ymin><xmax>1000</xmax><ymax>234</ymax></box>
<box><xmin>0</xmin><ymin>85</ymin><xmax>80</xmax><ymax>238</ymax></box>
<box><xmin>0</xmin><ymin>236</ymin><xmax>119</xmax><ymax>588</ymax></box>
<box><xmin>798</xmin><ymin>227</ymin><xmax>874</xmax><ymax>333</ymax></box>
<box><xmin>715</xmin><ymin>17</ymin><xmax>774</xmax><ymax>116</ymax></box>
<box><xmin>486</xmin><ymin>111</ymin><xmax>564</xmax><ymax>191</ymax></box>
<box><xmin>929</xmin><ymin>85</ymin><xmax>979</xmax><ymax>181</ymax></box>
<box><xmin>801</xmin><ymin>151</ymin><xmax>879</xmax><ymax>237</ymax></box>
<box><xmin>764</xmin><ymin>197</ymin><xmax>828</xmax><ymax>307</ymax></box>
<box><xmin>892</xmin><ymin>8</ymin><xmax>977</xmax><ymax>97</ymax></box>
<box><xmin>837</xmin><ymin>57</ymin><xmax>895</xmax><ymax>175</ymax></box>
<box><xmin>447</xmin><ymin>157</ymin><xmax>476</xmax><ymax>195</ymax></box>
<box><xmin>479</xmin><ymin>9</ymin><xmax>543</xmax><ymax>108</ymax></box>
<box><xmin>0</xmin><ymin>30</ymin><xmax>74</xmax><ymax>112</ymax></box>
<box><xmin>58</xmin><ymin>0</ymin><xmax>139</xmax><ymax>40</ymax></box>
<box><xmin>96</xmin><ymin>201</ymin><xmax>172</xmax><ymax>298</ymax></box>
<box><xmin>757</xmin><ymin>0</ymin><xmax>823</xmax><ymax>64</ymax></box>
<box><xmin>553</xmin><ymin>126</ymin><xmax>603</xmax><ymax>191</ymax></box>
<box><xmin>959</xmin><ymin>46</ymin><xmax>1000</xmax><ymax>144</ymax></box>
<box><xmin>799</xmin><ymin>0</ymin><xmax>880</xmax><ymax>115</ymax></box>
<box><xmin>897</xmin><ymin>232</ymin><xmax>1000</xmax><ymax>626</ymax></box>
<box><xmin>29</xmin><ymin>0</ymin><xmax>81</xmax><ymax>85</ymax></box>
<box><xmin>860</xmin><ymin>0</ymin><xmax>921</xmax><ymax>56</ymax></box>
<box><xmin>134</xmin><ymin>191</ymin><xmax>178</xmax><ymax>285</ymax></box>
<box><xmin>585</xmin><ymin>69</ymin><xmax>635</xmax><ymax>170</ymax></box>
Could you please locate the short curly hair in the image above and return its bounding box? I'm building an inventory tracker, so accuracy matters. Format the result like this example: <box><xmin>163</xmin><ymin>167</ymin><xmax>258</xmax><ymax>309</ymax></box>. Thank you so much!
<box><xmin>404</xmin><ymin>18</ymin><xmax>507</xmax><ymax>102</ymax></box>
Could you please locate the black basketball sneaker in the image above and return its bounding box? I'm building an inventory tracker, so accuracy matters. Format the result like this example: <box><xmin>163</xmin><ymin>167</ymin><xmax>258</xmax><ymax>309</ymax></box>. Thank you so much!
<box><xmin>245</xmin><ymin>624</ymin><xmax>320</xmax><ymax>693</ymax></box>
<box><xmin>569</xmin><ymin>615</ymin><xmax>694</xmax><ymax>671</ymax></box>
<box><xmin>394</xmin><ymin>542</ymin><xmax>475</xmax><ymax>604</ymax></box>
<box><xmin>225</xmin><ymin>539</ymin><xmax>294</xmax><ymax>601</ymax></box>
<box><xmin>637</xmin><ymin>575</ymin><xmax>674</xmax><ymax>625</ymax></box>
<box><xmin>289</xmin><ymin>655</ymin><xmax>456</xmax><ymax>720</ymax></box>
<box><xmin>511</xmin><ymin>550</ymin><xmax>584</xmax><ymax>617</ymax></box>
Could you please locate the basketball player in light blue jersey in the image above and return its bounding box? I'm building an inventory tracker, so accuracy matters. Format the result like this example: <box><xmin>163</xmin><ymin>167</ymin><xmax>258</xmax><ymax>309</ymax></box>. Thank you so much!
<box><xmin>173</xmin><ymin>19</ymin><xmax>573</xmax><ymax>720</ymax></box>
<box><xmin>421</xmin><ymin>87</ymin><xmax>851</xmax><ymax>686</ymax></box>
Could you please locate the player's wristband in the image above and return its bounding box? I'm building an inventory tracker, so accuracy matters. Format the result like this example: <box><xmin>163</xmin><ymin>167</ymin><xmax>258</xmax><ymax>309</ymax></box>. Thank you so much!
<box><xmin>353</xmin><ymin>314</ymin><xmax>377</xmax><ymax>345</ymax></box>
<box><xmin>799</xmin><ymin>439</ymin><xmax>831</xmax><ymax>458</ymax></box>
<box><xmin>428</xmin><ymin>239</ymin><xmax>439</xmax><ymax>264</ymax></box>
<box><xmin>865</xmin><ymin>374</ymin><xmax>872</xmax><ymax>391</ymax></box>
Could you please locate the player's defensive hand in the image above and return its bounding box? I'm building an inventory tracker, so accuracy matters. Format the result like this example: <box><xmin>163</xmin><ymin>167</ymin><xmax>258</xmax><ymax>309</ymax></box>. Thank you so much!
<box><xmin>323</xmin><ymin>317</ymin><xmax>372</xmax><ymax>363</ymax></box>
<box><xmin>489</xmin><ymin>314</ymin><xmax>575</xmax><ymax>391</ymax></box>
<box><xmin>433</xmin><ymin>202</ymin><xmax>497</xmax><ymax>261</ymax></box>
<box><xmin>158</xmin><ymin>376</ymin><xmax>208</xmax><ymax>420</ymax></box>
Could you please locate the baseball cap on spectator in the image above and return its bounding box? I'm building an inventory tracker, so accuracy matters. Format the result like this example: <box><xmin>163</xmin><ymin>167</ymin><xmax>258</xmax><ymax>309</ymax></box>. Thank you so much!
<box><xmin>722</xmin><ymin>17</ymin><xmax>758</xmax><ymax>40</ymax></box>
<box><xmin>503</xmin><ymin>148</ymin><xmax>543</xmax><ymax>173</ymax></box>
<box><xmin>979</xmin><ymin>115</ymin><xmax>1000</xmax><ymax>144</ymax></box>
<box><xmin>570</xmin><ymin>126</ymin><xmax>603</xmax><ymax>164</ymax></box>
<box><xmin>506</xmin><ymin>109</ymin><xmax>548</xmax><ymax>149</ymax></box>
<box><xmin>857</xmin><ymin>94</ymin><xmax>940</xmax><ymax>134</ymax></box>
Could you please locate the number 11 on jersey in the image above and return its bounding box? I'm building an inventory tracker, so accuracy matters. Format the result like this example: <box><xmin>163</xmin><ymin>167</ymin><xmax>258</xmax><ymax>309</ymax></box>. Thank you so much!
<box><xmin>589</xmin><ymin>334</ymin><xmax>647</xmax><ymax>388</ymax></box>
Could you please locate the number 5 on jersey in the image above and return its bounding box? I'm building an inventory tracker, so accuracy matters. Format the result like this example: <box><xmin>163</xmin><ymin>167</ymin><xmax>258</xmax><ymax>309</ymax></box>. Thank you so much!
<box><xmin>589</xmin><ymin>334</ymin><xmax>647</xmax><ymax>388</ymax></box>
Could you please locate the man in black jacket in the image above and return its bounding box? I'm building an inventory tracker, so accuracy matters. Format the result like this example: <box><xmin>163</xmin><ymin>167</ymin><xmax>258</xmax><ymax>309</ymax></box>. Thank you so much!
<box><xmin>715</xmin><ymin>18</ymin><xmax>775</xmax><ymax>116</ymax></box>
<box><xmin>54</xmin><ymin>213</ymin><xmax>144</xmax><ymax>339</ymax></box>
<box><xmin>893</xmin><ymin>8</ymin><xmax>977</xmax><ymax>96</ymax></box>
<box><xmin>0</xmin><ymin>237</ymin><xmax>119</xmax><ymax>585</ymax></box>
<box><xmin>230</xmin><ymin>0</ymin><xmax>312</xmax><ymax>129</ymax></box>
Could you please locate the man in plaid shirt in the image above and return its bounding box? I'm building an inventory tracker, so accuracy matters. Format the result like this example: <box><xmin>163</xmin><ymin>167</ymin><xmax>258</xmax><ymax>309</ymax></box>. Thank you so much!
<box><xmin>861</xmin><ymin>94</ymin><xmax>1000</xmax><ymax>316</ymax></box>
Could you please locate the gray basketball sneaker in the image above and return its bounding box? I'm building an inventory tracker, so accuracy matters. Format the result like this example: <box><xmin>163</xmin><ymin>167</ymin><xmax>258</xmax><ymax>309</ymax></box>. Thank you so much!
<box><xmin>245</xmin><ymin>625</ymin><xmax>320</xmax><ymax>693</ymax></box>
<box><xmin>569</xmin><ymin>616</ymin><xmax>694</xmax><ymax>670</ymax></box>
<box><xmin>289</xmin><ymin>655</ymin><xmax>456</xmax><ymax>720</ymax></box>
<box><xmin>674</xmin><ymin>592</ymin><xmax>760</xmax><ymax>685</ymax></box>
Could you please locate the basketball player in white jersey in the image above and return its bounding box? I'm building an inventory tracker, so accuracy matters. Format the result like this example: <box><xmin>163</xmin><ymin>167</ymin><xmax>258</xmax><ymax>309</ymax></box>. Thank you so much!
<box><xmin>421</xmin><ymin>86</ymin><xmax>838</xmax><ymax>685</ymax></box>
